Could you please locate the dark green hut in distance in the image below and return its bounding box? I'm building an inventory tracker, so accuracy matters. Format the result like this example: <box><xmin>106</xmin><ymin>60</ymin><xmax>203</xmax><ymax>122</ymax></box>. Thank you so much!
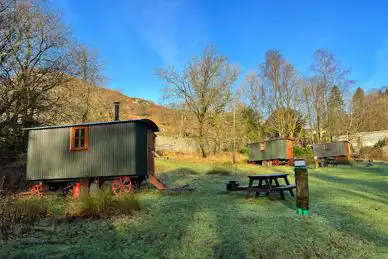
<box><xmin>247</xmin><ymin>138</ymin><xmax>294</xmax><ymax>165</ymax></box>
<box><xmin>312</xmin><ymin>141</ymin><xmax>352</xmax><ymax>163</ymax></box>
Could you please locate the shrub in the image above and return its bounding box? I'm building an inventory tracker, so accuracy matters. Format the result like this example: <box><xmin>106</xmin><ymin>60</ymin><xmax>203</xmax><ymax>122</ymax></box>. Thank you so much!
<box><xmin>0</xmin><ymin>196</ymin><xmax>48</xmax><ymax>240</ymax></box>
<box><xmin>359</xmin><ymin>146</ymin><xmax>388</xmax><ymax>161</ymax></box>
<box><xmin>0</xmin><ymin>158</ymin><xmax>27</xmax><ymax>192</ymax></box>
<box><xmin>293</xmin><ymin>146</ymin><xmax>313</xmax><ymax>158</ymax></box>
<box><xmin>67</xmin><ymin>186</ymin><xmax>140</xmax><ymax>218</ymax></box>
<box><xmin>374</xmin><ymin>138</ymin><xmax>388</xmax><ymax>148</ymax></box>
<box><xmin>112</xmin><ymin>194</ymin><xmax>141</xmax><ymax>213</ymax></box>
<box><xmin>240</xmin><ymin>147</ymin><xmax>249</xmax><ymax>156</ymax></box>
<box><xmin>221</xmin><ymin>161</ymin><xmax>234</xmax><ymax>169</ymax></box>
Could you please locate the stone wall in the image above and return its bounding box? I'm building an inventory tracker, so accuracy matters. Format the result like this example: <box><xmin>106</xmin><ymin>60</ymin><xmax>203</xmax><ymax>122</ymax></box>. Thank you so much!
<box><xmin>156</xmin><ymin>135</ymin><xmax>198</xmax><ymax>154</ymax></box>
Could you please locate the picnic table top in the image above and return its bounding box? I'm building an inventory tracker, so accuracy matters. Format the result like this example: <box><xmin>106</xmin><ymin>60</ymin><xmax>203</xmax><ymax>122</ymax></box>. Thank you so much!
<box><xmin>248</xmin><ymin>173</ymin><xmax>289</xmax><ymax>179</ymax></box>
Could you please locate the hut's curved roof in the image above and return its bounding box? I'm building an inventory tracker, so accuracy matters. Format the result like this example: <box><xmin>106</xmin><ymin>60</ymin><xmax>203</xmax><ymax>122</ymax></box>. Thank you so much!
<box><xmin>23</xmin><ymin>119</ymin><xmax>159</xmax><ymax>132</ymax></box>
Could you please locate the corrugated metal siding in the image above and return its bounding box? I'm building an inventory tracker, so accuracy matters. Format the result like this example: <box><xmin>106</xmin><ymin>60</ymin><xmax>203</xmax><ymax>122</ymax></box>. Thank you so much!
<box><xmin>27</xmin><ymin>122</ymin><xmax>148</xmax><ymax>181</ymax></box>
<box><xmin>312</xmin><ymin>142</ymin><xmax>348</xmax><ymax>158</ymax></box>
<box><xmin>248</xmin><ymin>139</ymin><xmax>289</xmax><ymax>161</ymax></box>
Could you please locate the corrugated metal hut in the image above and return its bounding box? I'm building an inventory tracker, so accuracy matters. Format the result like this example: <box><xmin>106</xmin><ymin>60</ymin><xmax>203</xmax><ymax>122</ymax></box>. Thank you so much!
<box><xmin>312</xmin><ymin>141</ymin><xmax>352</xmax><ymax>162</ymax></box>
<box><xmin>24</xmin><ymin>102</ymin><xmax>164</xmax><ymax>196</ymax></box>
<box><xmin>247</xmin><ymin>138</ymin><xmax>294</xmax><ymax>165</ymax></box>
<box><xmin>26</xmin><ymin>119</ymin><xmax>158</xmax><ymax>181</ymax></box>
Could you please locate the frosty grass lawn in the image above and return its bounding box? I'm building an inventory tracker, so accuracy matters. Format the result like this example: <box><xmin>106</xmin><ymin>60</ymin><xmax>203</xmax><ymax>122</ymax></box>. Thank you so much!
<box><xmin>1</xmin><ymin>159</ymin><xmax>387</xmax><ymax>258</ymax></box>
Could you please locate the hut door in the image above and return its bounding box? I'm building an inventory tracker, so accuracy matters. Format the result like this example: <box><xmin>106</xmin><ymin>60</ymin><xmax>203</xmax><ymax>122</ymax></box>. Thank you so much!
<box><xmin>147</xmin><ymin>131</ymin><xmax>155</xmax><ymax>175</ymax></box>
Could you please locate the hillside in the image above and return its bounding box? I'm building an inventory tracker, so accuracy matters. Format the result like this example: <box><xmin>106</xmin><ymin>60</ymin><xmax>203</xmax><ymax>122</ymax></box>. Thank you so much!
<box><xmin>51</xmin><ymin>78</ymin><xmax>188</xmax><ymax>136</ymax></box>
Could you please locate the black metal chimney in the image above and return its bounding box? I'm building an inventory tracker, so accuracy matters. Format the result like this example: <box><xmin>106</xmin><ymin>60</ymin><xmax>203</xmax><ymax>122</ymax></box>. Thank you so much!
<box><xmin>114</xmin><ymin>102</ymin><xmax>120</xmax><ymax>121</ymax></box>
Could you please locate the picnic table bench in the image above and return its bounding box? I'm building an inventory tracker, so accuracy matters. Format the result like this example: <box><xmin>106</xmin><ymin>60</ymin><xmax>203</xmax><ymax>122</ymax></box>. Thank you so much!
<box><xmin>226</xmin><ymin>173</ymin><xmax>296</xmax><ymax>200</ymax></box>
<box><xmin>245</xmin><ymin>174</ymin><xmax>295</xmax><ymax>199</ymax></box>
<box><xmin>319</xmin><ymin>157</ymin><xmax>337</xmax><ymax>167</ymax></box>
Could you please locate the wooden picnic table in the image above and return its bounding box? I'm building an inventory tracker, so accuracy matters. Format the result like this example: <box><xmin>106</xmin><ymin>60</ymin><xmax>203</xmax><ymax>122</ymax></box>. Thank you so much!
<box><xmin>245</xmin><ymin>173</ymin><xmax>295</xmax><ymax>199</ymax></box>
<box><xmin>323</xmin><ymin>157</ymin><xmax>337</xmax><ymax>167</ymax></box>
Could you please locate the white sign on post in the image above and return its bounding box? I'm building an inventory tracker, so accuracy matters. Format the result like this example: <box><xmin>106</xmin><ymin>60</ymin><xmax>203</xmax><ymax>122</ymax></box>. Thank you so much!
<box><xmin>294</xmin><ymin>159</ymin><xmax>306</xmax><ymax>167</ymax></box>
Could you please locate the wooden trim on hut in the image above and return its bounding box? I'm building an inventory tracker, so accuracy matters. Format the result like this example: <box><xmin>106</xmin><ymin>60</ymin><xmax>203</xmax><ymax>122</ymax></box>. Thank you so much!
<box><xmin>70</xmin><ymin>126</ymin><xmax>89</xmax><ymax>152</ymax></box>
<box><xmin>287</xmin><ymin>140</ymin><xmax>294</xmax><ymax>159</ymax></box>
<box><xmin>344</xmin><ymin>142</ymin><xmax>351</xmax><ymax>159</ymax></box>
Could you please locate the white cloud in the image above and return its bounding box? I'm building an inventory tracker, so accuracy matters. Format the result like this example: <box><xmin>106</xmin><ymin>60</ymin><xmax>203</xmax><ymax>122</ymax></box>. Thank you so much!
<box><xmin>127</xmin><ymin>0</ymin><xmax>205</xmax><ymax>66</ymax></box>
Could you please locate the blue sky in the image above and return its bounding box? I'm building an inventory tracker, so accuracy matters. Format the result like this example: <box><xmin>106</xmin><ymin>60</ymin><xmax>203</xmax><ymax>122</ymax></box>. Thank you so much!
<box><xmin>54</xmin><ymin>0</ymin><xmax>388</xmax><ymax>103</ymax></box>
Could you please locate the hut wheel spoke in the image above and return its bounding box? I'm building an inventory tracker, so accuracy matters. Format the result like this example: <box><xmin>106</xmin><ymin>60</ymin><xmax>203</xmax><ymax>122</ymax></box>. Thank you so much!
<box><xmin>112</xmin><ymin>176</ymin><xmax>132</xmax><ymax>196</ymax></box>
<box><xmin>123</xmin><ymin>176</ymin><xmax>130</xmax><ymax>185</ymax></box>
<box><xmin>112</xmin><ymin>177</ymin><xmax>124</xmax><ymax>195</ymax></box>
<box><xmin>114</xmin><ymin>176</ymin><xmax>123</xmax><ymax>185</ymax></box>
<box><xmin>31</xmin><ymin>184</ymin><xmax>44</xmax><ymax>196</ymax></box>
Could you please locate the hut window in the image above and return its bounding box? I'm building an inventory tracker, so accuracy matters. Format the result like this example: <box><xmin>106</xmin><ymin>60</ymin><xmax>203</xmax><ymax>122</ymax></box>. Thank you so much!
<box><xmin>324</xmin><ymin>144</ymin><xmax>328</xmax><ymax>150</ymax></box>
<box><xmin>70</xmin><ymin>126</ymin><xmax>89</xmax><ymax>151</ymax></box>
<box><xmin>260</xmin><ymin>143</ymin><xmax>265</xmax><ymax>151</ymax></box>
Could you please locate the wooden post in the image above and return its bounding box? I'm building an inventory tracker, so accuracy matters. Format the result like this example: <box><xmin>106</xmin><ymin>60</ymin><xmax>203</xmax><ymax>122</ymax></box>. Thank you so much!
<box><xmin>89</xmin><ymin>179</ymin><xmax>100</xmax><ymax>196</ymax></box>
<box><xmin>314</xmin><ymin>157</ymin><xmax>318</xmax><ymax>169</ymax></box>
<box><xmin>295</xmin><ymin>166</ymin><xmax>309</xmax><ymax>216</ymax></box>
<box><xmin>79</xmin><ymin>178</ymin><xmax>90</xmax><ymax>200</ymax></box>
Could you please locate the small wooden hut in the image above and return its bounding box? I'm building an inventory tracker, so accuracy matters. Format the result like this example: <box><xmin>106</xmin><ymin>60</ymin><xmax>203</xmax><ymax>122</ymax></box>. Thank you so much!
<box><xmin>312</xmin><ymin>141</ymin><xmax>352</xmax><ymax>163</ymax></box>
<box><xmin>247</xmin><ymin>138</ymin><xmax>294</xmax><ymax>165</ymax></box>
<box><xmin>24</xmin><ymin>102</ymin><xmax>167</xmax><ymax>196</ymax></box>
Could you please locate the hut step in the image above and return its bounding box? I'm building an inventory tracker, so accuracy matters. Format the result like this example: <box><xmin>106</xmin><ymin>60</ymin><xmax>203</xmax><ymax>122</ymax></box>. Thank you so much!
<box><xmin>148</xmin><ymin>174</ymin><xmax>168</xmax><ymax>190</ymax></box>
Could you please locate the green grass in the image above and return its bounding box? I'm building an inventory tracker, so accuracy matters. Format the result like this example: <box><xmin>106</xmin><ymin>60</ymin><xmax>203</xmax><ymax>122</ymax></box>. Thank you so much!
<box><xmin>1</xmin><ymin>159</ymin><xmax>388</xmax><ymax>258</ymax></box>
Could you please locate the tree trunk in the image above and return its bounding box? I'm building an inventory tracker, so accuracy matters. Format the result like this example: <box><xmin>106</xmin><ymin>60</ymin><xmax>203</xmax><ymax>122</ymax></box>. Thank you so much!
<box><xmin>199</xmin><ymin>142</ymin><xmax>206</xmax><ymax>158</ymax></box>
<box><xmin>213</xmin><ymin>139</ymin><xmax>217</xmax><ymax>155</ymax></box>
<box><xmin>180</xmin><ymin>113</ymin><xmax>184</xmax><ymax>137</ymax></box>
<box><xmin>198</xmin><ymin>122</ymin><xmax>207</xmax><ymax>158</ymax></box>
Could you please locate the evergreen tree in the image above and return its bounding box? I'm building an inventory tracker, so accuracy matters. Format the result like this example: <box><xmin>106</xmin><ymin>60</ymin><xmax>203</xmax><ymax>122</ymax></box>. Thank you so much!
<box><xmin>351</xmin><ymin>87</ymin><xmax>365</xmax><ymax>129</ymax></box>
<box><xmin>327</xmin><ymin>85</ymin><xmax>345</xmax><ymax>140</ymax></box>
<box><xmin>240</xmin><ymin>105</ymin><xmax>262</xmax><ymax>143</ymax></box>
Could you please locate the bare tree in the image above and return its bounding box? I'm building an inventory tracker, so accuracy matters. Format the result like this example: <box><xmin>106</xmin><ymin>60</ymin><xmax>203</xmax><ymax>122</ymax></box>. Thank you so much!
<box><xmin>260</xmin><ymin>50</ymin><xmax>303</xmax><ymax>139</ymax></box>
<box><xmin>0</xmin><ymin>0</ymin><xmax>16</xmax><ymax>64</ymax></box>
<box><xmin>362</xmin><ymin>89</ymin><xmax>388</xmax><ymax>132</ymax></box>
<box><xmin>244</xmin><ymin>72</ymin><xmax>263</xmax><ymax>116</ymax></box>
<box><xmin>234</xmin><ymin>72</ymin><xmax>267</xmax><ymax>147</ymax></box>
<box><xmin>71</xmin><ymin>45</ymin><xmax>105</xmax><ymax>122</ymax></box>
<box><xmin>342</xmin><ymin>87</ymin><xmax>364</xmax><ymax>140</ymax></box>
<box><xmin>310</xmin><ymin>49</ymin><xmax>351</xmax><ymax>93</ymax></box>
<box><xmin>0</xmin><ymin>1</ymin><xmax>72</xmax><ymax>152</ymax></box>
<box><xmin>157</xmin><ymin>46</ymin><xmax>239</xmax><ymax>157</ymax></box>
<box><xmin>303</xmin><ymin>77</ymin><xmax>322</xmax><ymax>143</ymax></box>
<box><xmin>308</xmin><ymin>49</ymin><xmax>351</xmax><ymax>142</ymax></box>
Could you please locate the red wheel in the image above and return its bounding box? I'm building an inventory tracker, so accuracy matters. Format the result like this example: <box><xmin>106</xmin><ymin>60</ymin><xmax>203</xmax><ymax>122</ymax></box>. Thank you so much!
<box><xmin>112</xmin><ymin>176</ymin><xmax>133</xmax><ymax>196</ymax></box>
<box><xmin>273</xmin><ymin>160</ymin><xmax>280</xmax><ymax>166</ymax></box>
<box><xmin>31</xmin><ymin>184</ymin><xmax>44</xmax><ymax>196</ymax></box>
